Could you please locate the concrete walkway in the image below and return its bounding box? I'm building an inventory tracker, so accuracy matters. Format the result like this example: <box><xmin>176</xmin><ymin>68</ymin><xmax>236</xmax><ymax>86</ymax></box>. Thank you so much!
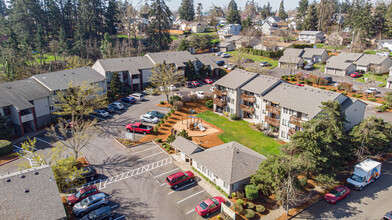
<box><xmin>171</xmin><ymin>154</ymin><xmax>233</xmax><ymax>206</ymax></box>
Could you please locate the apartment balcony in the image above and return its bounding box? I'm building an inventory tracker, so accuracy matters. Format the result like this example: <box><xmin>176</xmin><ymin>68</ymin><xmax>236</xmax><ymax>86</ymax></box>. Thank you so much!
<box><xmin>241</xmin><ymin>104</ymin><xmax>255</xmax><ymax>114</ymax></box>
<box><xmin>265</xmin><ymin>115</ymin><xmax>280</xmax><ymax>127</ymax></box>
<box><xmin>21</xmin><ymin>113</ymin><xmax>34</xmax><ymax>123</ymax></box>
<box><xmin>213</xmin><ymin>89</ymin><xmax>227</xmax><ymax>97</ymax></box>
<box><xmin>288</xmin><ymin>128</ymin><xmax>297</xmax><ymax>136</ymax></box>
<box><xmin>289</xmin><ymin>116</ymin><xmax>302</xmax><ymax>126</ymax></box>
<box><xmin>266</xmin><ymin>105</ymin><xmax>281</xmax><ymax>115</ymax></box>
<box><xmin>213</xmin><ymin>98</ymin><xmax>227</xmax><ymax>107</ymax></box>
<box><xmin>241</xmin><ymin>93</ymin><xmax>256</xmax><ymax>103</ymax></box>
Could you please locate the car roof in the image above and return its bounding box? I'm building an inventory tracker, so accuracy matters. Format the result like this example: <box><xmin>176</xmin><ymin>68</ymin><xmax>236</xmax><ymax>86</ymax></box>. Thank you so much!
<box><xmin>203</xmin><ymin>198</ymin><xmax>214</xmax><ymax>206</ymax></box>
<box><xmin>90</xmin><ymin>192</ymin><xmax>106</xmax><ymax>200</ymax></box>
<box><xmin>333</xmin><ymin>186</ymin><xmax>348</xmax><ymax>192</ymax></box>
<box><xmin>167</xmin><ymin>171</ymin><xmax>185</xmax><ymax>179</ymax></box>
<box><xmin>80</xmin><ymin>185</ymin><xmax>97</xmax><ymax>193</ymax></box>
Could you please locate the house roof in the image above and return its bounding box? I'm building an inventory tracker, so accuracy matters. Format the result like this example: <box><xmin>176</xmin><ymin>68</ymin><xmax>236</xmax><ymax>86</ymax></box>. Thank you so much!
<box><xmin>218</xmin><ymin>42</ymin><xmax>234</xmax><ymax>47</ymax></box>
<box><xmin>325</xmin><ymin>60</ymin><xmax>354</xmax><ymax>70</ymax></box>
<box><xmin>190</xmin><ymin>142</ymin><xmax>266</xmax><ymax>184</ymax></box>
<box><xmin>94</xmin><ymin>56</ymin><xmax>154</xmax><ymax>74</ymax></box>
<box><xmin>214</xmin><ymin>69</ymin><xmax>258</xmax><ymax>89</ymax></box>
<box><xmin>0</xmin><ymin>165</ymin><xmax>66</xmax><ymax>219</ymax></box>
<box><xmin>193</xmin><ymin>54</ymin><xmax>219</xmax><ymax>69</ymax></box>
<box><xmin>299</xmin><ymin>31</ymin><xmax>324</xmax><ymax>35</ymax></box>
<box><xmin>0</xmin><ymin>79</ymin><xmax>51</xmax><ymax>110</ymax></box>
<box><xmin>32</xmin><ymin>67</ymin><xmax>106</xmax><ymax>92</ymax></box>
<box><xmin>145</xmin><ymin>51</ymin><xmax>197</xmax><ymax>67</ymax></box>
<box><xmin>171</xmin><ymin>136</ymin><xmax>204</xmax><ymax>155</ymax></box>
<box><xmin>325</xmin><ymin>52</ymin><xmax>363</xmax><ymax>70</ymax></box>
<box><xmin>302</xmin><ymin>48</ymin><xmax>327</xmax><ymax>58</ymax></box>
<box><xmin>278</xmin><ymin>48</ymin><xmax>304</xmax><ymax>64</ymax></box>
<box><xmin>336</xmin><ymin>52</ymin><xmax>363</xmax><ymax>62</ymax></box>
<box><xmin>263</xmin><ymin>83</ymin><xmax>342</xmax><ymax>118</ymax></box>
<box><xmin>241</xmin><ymin>75</ymin><xmax>283</xmax><ymax>94</ymax></box>
<box><xmin>355</xmin><ymin>54</ymin><xmax>390</xmax><ymax>66</ymax></box>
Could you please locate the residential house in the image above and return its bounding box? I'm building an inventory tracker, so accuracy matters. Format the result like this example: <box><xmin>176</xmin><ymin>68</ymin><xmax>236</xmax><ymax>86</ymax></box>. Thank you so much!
<box><xmin>219</xmin><ymin>35</ymin><xmax>260</xmax><ymax>51</ymax></box>
<box><xmin>213</xmin><ymin>70</ymin><xmax>367</xmax><ymax>142</ymax></box>
<box><xmin>278</xmin><ymin>48</ymin><xmax>304</xmax><ymax>69</ymax></box>
<box><xmin>387</xmin><ymin>76</ymin><xmax>392</xmax><ymax>89</ymax></box>
<box><xmin>193</xmin><ymin>54</ymin><xmax>222</xmax><ymax>77</ymax></box>
<box><xmin>218</xmin><ymin>24</ymin><xmax>241</xmax><ymax>40</ymax></box>
<box><xmin>266</xmin><ymin>16</ymin><xmax>282</xmax><ymax>24</ymax></box>
<box><xmin>377</xmin><ymin>39</ymin><xmax>392</xmax><ymax>51</ymax></box>
<box><xmin>325</xmin><ymin>32</ymin><xmax>352</xmax><ymax>46</ymax></box>
<box><xmin>218</xmin><ymin>42</ymin><xmax>236</xmax><ymax>52</ymax></box>
<box><xmin>189</xmin><ymin>22</ymin><xmax>207</xmax><ymax>33</ymax></box>
<box><xmin>302</xmin><ymin>48</ymin><xmax>329</xmax><ymax>63</ymax></box>
<box><xmin>172</xmin><ymin>138</ymin><xmax>266</xmax><ymax>195</ymax></box>
<box><xmin>288</xmin><ymin>20</ymin><xmax>297</xmax><ymax>30</ymax></box>
<box><xmin>325</xmin><ymin>53</ymin><xmax>363</xmax><ymax>76</ymax></box>
<box><xmin>212</xmin><ymin>69</ymin><xmax>258</xmax><ymax>115</ymax></box>
<box><xmin>179</xmin><ymin>21</ymin><xmax>190</xmax><ymax>31</ymax></box>
<box><xmin>0</xmin><ymin>79</ymin><xmax>51</xmax><ymax>136</ymax></box>
<box><xmin>299</xmin><ymin>31</ymin><xmax>325</xmax><ymax>44</ymax></box>
<box><xmin>261</xmin><ymin>22</ymin><xmax>278</xmax><ymax>35</ymax></box>
<box><xmin>32</xmin><ymin>67</ymin><xmax>107</xmax><ymax>112</ymax></box>
<box><xmin>0</xmin><ymin>165</ymin><xmax>66</xmax><ymax>219</ymax></box>
<box><xmin>254</xmin><ymin>38</ymin><xmax>292</xmax><ymax>51</ymax></box>
<box><xmin>355</xmin><ymin>54</ymin><xmax>392</xmax><ymax>74</ymax></box>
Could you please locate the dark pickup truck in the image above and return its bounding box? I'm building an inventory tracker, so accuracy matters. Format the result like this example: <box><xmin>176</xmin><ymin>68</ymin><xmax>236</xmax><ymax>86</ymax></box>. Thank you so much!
<box><xmin>125</xmin><ymin>122</ymin><xmax>153</xmax><ymax>134</ymax></box>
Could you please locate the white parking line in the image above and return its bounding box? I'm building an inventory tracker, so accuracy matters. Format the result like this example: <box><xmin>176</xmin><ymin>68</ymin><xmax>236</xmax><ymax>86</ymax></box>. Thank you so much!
<box><xmin>130</xmin><ymin>146</ymin><xmax>157</xmax><ymax>155</ymax></box>
<box><xmin>186</xmin><ymin>209</ymin><xmax>195</xmax><ymax>215</ymax></box>
<box><xmin>177</xmin><ymin>190</ymin><xmax>205</xmax><ymax>204</ymax></box>
<box><xmin>168</xmin><ymin>182</ymin><xmax>196</xmax><ymax>194</ymax></box>
<box><xmin>160</xmin><ymin>182</ymin><xmax>167</xmax><ymax>186</ymax></box>
<box><xmin>114</xmin><ymin>216</ymin><xmax>125</xmax><ymax>220</ymax></box>
<box><xmin>138</xmin><ymin>152</ymin><xmax>164</xmax><ymax>161</ymax></box>
<box><xmin>111</xmin><ymin>205</ymin><xmax>119</xmax><ymax>209</ymax></box>
<box><xmin>35</xmin><ymin>137</ymin><xmax>52</xmax><ymax>145</ymax></box>
<box><xmin>153</xmin><ymin>168</ymin><xmax>180</xmax><ymax>178</ymax></box>
<box><xmin>53</xmin><ymin>134</ymin><xmax>64</xmax><ymax>140</ymax></box>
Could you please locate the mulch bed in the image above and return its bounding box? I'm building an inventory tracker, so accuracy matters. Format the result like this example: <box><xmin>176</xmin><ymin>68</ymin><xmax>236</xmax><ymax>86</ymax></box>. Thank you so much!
<box><xmin>0</xmin><ymin>154</ymin><xmax>19</xmax><ymax>166</ymax></box>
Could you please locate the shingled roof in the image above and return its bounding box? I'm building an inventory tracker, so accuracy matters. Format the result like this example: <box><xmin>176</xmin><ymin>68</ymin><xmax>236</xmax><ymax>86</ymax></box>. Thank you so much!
<box><xmin>241</xmin><ymin>75</ymin><xmax>284</xmax><ymax>95</ymax></box>
<box><xmin>94</xmin><ymin>56</ymin><xmax>154</xmax><ymax>74</ymax></box>
<box><xmin>145</xmin><ymin>51</ymin><xmax>197</xmax><ymax>67</ymax></box>
<box><xmin>355</xmin><ymin>54</ymin><xmax>391</xmax><ymax>66</ymax></box>
<box><xmin>170</xmin><ymin>136</ymin><xmax>204</xmax><ymax>155</ymax></box>
<box><xmin>214</xmin><ymin>69</ymin><xmax>258</xmax><ymax>89</ymax></box>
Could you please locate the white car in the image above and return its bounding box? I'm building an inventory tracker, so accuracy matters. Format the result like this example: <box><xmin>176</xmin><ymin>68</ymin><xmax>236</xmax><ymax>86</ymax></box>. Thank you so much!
<box><xmin>365</xmin><ymin>88</ymin><xmax>378</xmax><ymax>94</ymax></box>
<box><xmin>196</xmin><ymin>91</ymin><xmax>205</xmax><ymax>99</ymax></box>
<box><xmin>159</xmin><ymin>85</ymin><xmax>177</xmax><ymax>91</ymax></box>
<box><xmin>140</xmin><ymin>114</ymin><xmax>159</xmax><ymax>124</ymax></box>
<box><xmin>221</xmin><ymin>53</ymin><xmax>230</xmax><ymax>58</ymax></box>
<box><xmin>131</xmin><ymin>93</ymin><xmax>145</xmax><ymax>101</ymax></box>
<box><xmin>227</xmin><ymin>65</ymin><xmax>238</xmax><ymax>70</ymax></box>
<box><xmin>216</xmin><ymin>52</ymin><xmax>223</xmax><ymax>56</ymax></box>
<box><xmin>94</xmin><ymin>109</ymin><xmax>109</xmax><ymax>118</ymax></box>
<box><xmin>109</xmin><ymin>102</ymin><xmax>124</xmax><ymax>110</ymax></box>
<box><xmin>223</xmin><ymin>63</ymin><xmax>232</xmax><ymax>69</ymax></box>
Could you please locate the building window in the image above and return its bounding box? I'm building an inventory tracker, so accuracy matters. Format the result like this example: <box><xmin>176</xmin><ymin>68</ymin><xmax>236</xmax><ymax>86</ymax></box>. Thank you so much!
<box><xmin>197</xmin><ymin>162</ymin><xmax>201</xmax><ymax>170</ymax></box>
<box><xmin>202</xmin><ymin>166</ymin><xmax>206</xmax><ymax>173</ymax></box>
<box><xmin>132</xmin><ymin>74</ymin><xmax>140</xmax><ymax>79</ymax></box>
<box><xmin>223</xmin><ymin>181</ymin><xmax>229</xmax><ymax>189</ymax></box>
<box><xmin>281</xmin><ymin>131</ymin><xmax>284</xmax><ymax>137</ymax></box>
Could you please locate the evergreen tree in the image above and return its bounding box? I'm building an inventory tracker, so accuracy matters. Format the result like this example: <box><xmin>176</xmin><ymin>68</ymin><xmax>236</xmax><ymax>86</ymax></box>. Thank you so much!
<box><xmin>226</xmin><ymin>8</ymin><xmax>241</xmax><ymax>24</ymax></box>
<box><xmin>317</xmin><ymin>0</ymin><xmax>338</xmax><ymax>32</ymax></box>
<box><xmin>185</xmin><ymin>60</ymin><xmax>197</xmax><ymax>80</ymax></box>
<box><xmin>140</xmin><ymin>3</ymin><xmax>150</xmax><ymax>18</ymax></box>
<box><xmin>100</xmin><ymin>33</ymin><xmax>114</xmax><ymax>58</ymax></box>
<box><xmin>0</xmin><ymin>0</ymin><xmax>6</xmax><ymax>16</ymax></box>
<box><xmin>373</xmin><ymin>3</ymin><xmax>387</xmax><ymax>39</ymax></box>
<box><xmin>242</xmin><ymin>16</ymin><xmax>252</xmax><ymax>29</ymax></box>
<box><xmin>196</xmin><ymin>3</ymin><xmax>202</xmax><ymax>21</ymax></box>
<box><xmin>0</xmin><ymin>114</ymin><xmax>13</xmax><ymax>140</ymax></box>
<box><xmin>147</xmin><ymin>0</ymin><xmax>173</xmax><ymax>51</ymax></box>
<box><xmin>302</xmin><ymin>3</ymin><xmax>318</xmax><ymax>31</ymax></box>
<box><xmin>340</xmin><ymin>0</ymin><xmax>351</xmax><ymax>13</ymax></box>
<box><xmin>177</xmin><ymin>39</ymin><xmax>190</xmax><ymax>51</ymax></box>
<box><xmin>296</xmin><ymin>0</ymin><xmax>309</xmax><ymax>30</ymax></box>
<box><xmin>105</xmin><ymin>0</ymin><xmax>120</xmax><ymax>35</ymax></box>
<box><xmin>228</xmin><ymin>0</ymin><xmax>238</xmax><ymax>11</ymax></box>
<box><xmin>260</xmin><ymin>2</ymin><xmax>273</xmax><ymax>20</ymax></box>
<box><xmin>179</xmin><ymin>0</ymin><xmax>195</xmax><ymax>22</ymax></box>
<box><xmin>278</xmin><ymin>0</ymin><xmax>288</xmax><ymax>20</ymax></box>
<box><xmin>109</xmin><ymin>72</ymin><xmax>123</xmax><ymax>96</ymax></box>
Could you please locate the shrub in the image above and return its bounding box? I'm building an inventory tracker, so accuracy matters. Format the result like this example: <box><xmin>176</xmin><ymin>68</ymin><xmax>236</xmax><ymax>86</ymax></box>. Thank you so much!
<box><xmin>229</xmin><ymin>113</ymin><xmax>239</xmax><ymax>120</ymax></box>
<box><xmin>356</xmin><ymin>95</ymin><xmax>362</xmax><ymax>98</ymax></box>
<box><xmin>163</xmin><ymin>115</ymin><xmax>168</xmax><ymax>120</ymax></box>
<box><xmin>290</xmin><ymin>77</ymin><xmax>295</xmax><ymax>81</ymax></box>
<box><xmin>342</xmin><ymin>92</ymin><xmax>347</xmax><ymax>95</ymax></box>
<box><xmin>206</xmin><ymin>100</ymin><xmax>213</xmax><ymax>109</ymax></box>
<box><xmin>247</xmin><ymin>202</ymin><xmax>255</xmax><ymax>209</ymax></box>
<box><xmin>236</xmin><ymin>190</ymin><xmax>245</xmax><ymax>199</ymax></box>
<box><xmin>377</xmin><ymin>105</ymin><xmax>389</xmax><ymax>112</ymax></box>
<box><xmin>329</xmin><ymin>89</ymin><xmax>337</xmax><ymax>92</ymax></box>
<box><xmin>352</xmin><ymin>94</ymin><xmax>357</xmax><ymax>98</ymax></box>
<box><xmin>0</xmin><ymin>140</ymin><xmax>12</xmax><ymax>156</ymax></box>
<box><xmin>299</xmin><ymin>81</ymin><xmax>305</xmax><ymax>84</ymax></box>
<box><xmin>236</xmin><ymin>199</ymin><xmax>245</xmax><ymax>207</ymax></box>
<box><xmin>154</xmin><ymin>126</ymin><xmax>158</xmax><ymax>133</ymax></box>
<box><xmin>223</xmin><ymin>111</ymin><xmax>229</xmax><ymax>117</ymax></box>
<box><xmin>281</xmin><ymin>76</ymin><xmax>285</xmax><ymax>79</ymax></box>
<box><xmin>305</xmin><ymin>79</ymin><xmax>312</xmax><ymax>85</ymax></box>
<box><xmin>245</xmin><ymin>184</ymin><xmax>259</xmax><ymax>200</ymax></box>
<box><xmin>244</xmin><ymin>209</ymin><xmax>255</xmax><ymax>219</ymax></box>
<box><xmin>231</xmin><ymin>192</ymin><xmax>236</xmax><ymax>198</ymax></box>
<box><xmin>233</xmin><ymin>204</ymin><xmax>244</xmax><ymax>214</ymax></box>
<box><xmin>320</xmin><ymin>87</ymin><xmax>325</xmax><ymax>89</ymax></box>
<box><xmin>160</xmin><ymin>119</ymin><xmax>165</xmax><ymax>124</ymax></box>
<box><xmin>166</xmin><ymin>134</ymin><xmax>176</xmax><ymax>143</ymax></box>
<box><xmin>157</xmin><ymin>123</ymin><xmax>161</xmax><ymax>128</ymax></box>
<box><xmin>167</xmin><ymin>112</ymin><xmax>171</xmax><ymax>117</ymax></box>
<box><xmin>284</xmin><ymin>77</ymin><xmax>288</xmax><ymax>81</ymax></box>
<box><xmin>170</xmin><ymin>108</ymin><xmax>175</xmax><ymax>113</ymax></box>
<box><xmin>155</xmin><ymin>138</ymin><xmax>162</xmax><ymax>143</ymax></box>
<box><xmin>169</xmin><ymin>99</ymin><xmax>174</xmax><ymax>105</ymax></box>
<box><xmin>255</xmin><ymin>205</ymin><xmax>266</xmax><ymax>213</ymax></box>
<box><xmin>173</xmin><ymin>101</ymin><xmax>184</xmax><ymax>111</ymax></box>
<box><xmin>215</xmin><ymin>185</ymin><xmax>221</xmax><ymax>190</ymax></box>
<box><xmin>190</xmin><ymin>94</ymin><xmax>198</xmax><ymax>102</ymax></box>
<box><xmin>296</xmin><ymin>177</ymin><xmax>308</xmax><ymax>189</ymax></box>
<box><xmin>160</xmin><ymin>101</ymin><xmax>165</xmax><ymax>105</ymax></box>
<box><xmin>368</xmin><ymin>98</ymin><xmax>377</xmax><ymax>102</ymax></box>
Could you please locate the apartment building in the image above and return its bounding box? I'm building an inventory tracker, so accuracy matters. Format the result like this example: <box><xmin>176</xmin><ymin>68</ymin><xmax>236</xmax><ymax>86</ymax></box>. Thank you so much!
<box><xmin>299</xmin><ymin>31</ymin><xmax>325</xmax><ymax>44</ymax></box>
<box><xmin>213</xmin><ymin>70</ymin><xmax>367</xmax><ymax>142</ymax></box>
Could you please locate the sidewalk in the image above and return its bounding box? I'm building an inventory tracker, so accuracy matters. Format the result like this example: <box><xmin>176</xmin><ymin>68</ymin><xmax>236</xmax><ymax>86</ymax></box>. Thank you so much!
<box><xmin>12</xmin><ymin>129</ymin><xmax>47</xmax><ymax>145</ymax></box>
<box><xmin>171</xmin><ymin>154</ymin><xmax>233</xmax><ymax>206</ymax></box>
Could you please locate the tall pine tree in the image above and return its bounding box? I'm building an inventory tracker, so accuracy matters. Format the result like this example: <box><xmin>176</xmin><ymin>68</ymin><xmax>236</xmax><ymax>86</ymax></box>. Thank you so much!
<box><xmin>147</xmin><ymin>0</ymin><xmax>173</xmax><ymax>51</ymax></box>
<box><xmin>179</xmin><ymin>0</ymin><xmax>195</xmax><ymax>22</ymax></box>
<box><xmin>303</xmin><ymin>3</ymin><xmax>318</xmax><ymax>31</ymax></box>
<box><xmin>228</xmin><ymin>0</ymin><xmax>238</xmax><ymax>11</ymax></box>
<box><xmin>279</xmin><ymin>0</ymin><xmax>288</xmax><ymax>20</ymax></box>
<box><xmin>296</xmin><ymin>0</ymin><xmax>309</xmax><ymax>30</ymax></box>
<box><xmin>105</xmin><ymin>0</ymin><xmax>120</xmax><ymax>35</ymax></box>
<box><xmin>373</xmin><ymin>3</ymin><xmax>387</xmax><ymax>39</ymax></box>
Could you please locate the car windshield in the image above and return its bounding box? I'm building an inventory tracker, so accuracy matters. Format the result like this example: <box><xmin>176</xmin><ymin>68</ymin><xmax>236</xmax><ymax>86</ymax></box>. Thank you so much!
<box><xmin>328</xmin><ymin>189</ymin><xmax>339</xmax><ymax>196</ymax></box>
<box><xmin>80</xmin><ymin>197</ymin><xmax>90</xmax><ymax>207</ymax></box>
<box><xmin>350</xmin><ymin>174</ymin><xmax>363</xmax><ymax>182</ymax></box>
<box><xmin>166</xmin><ymin>177</ymin><xmax>172</xmax><ymax>183</ymax></box>
<box><xmin>211</xmin><ymin>198</ymin><xmax>219</xmax><ymax>205</ymax></box>
<box><xmin>199</xmin><ymin>202</ymin><xmax>208</xmax><ymax>210</ymax></box>
<box><xmin>75</xmin><ymin>191</ymin><xmax>82</xmax><ymax>198</ymax></box>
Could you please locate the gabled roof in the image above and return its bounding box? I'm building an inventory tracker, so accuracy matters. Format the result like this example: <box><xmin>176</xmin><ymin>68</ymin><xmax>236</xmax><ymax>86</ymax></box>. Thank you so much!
<box><xmin>193</xmin><ymin>54</ymin><xmax>219</xmax><ymax>69</ymax></box>
<box><xmin>191</xmin><ymin>142</ymin><xmax>266</xmax><ymax>184</ymax></box>
<box><xmin>241</xmin><ymin>75</ymin><xmax>284</xmax><ymax>95</ymax></box>
<box><xmin>94</xmin><ymin>56</ymin><xmax>154</xmax><ymax>74</ymax></box>
<box><xmin>214</xmin><ymin>69</ymin><xmax>258</xmax><ymax>89</ymax></box>
<box><xmin>0</xmin><ymin>79</ymin><xmax>51</xmax><ymax>110</ymax></box>
<box><xmin>355</xmin><ymin>54</ymin><xmax>391</xmax><ymax>66</ymax></box>
<box><xmin>302</xmin><ymin>48</ymin><xmax>328</xmax><ymax>58</ymax></box>
<box><xmin>218</xmin><ymin>42</ymin><xmax>235</xmax><ymax>47</ymax></box>
<box><xmin>0</xmin><ymin>165</ymin><xmax>66</xmax><ymax>219</ymax></box>
<box><xmin>278</xmin><ymin>48</ymin><xmax>304</xmax><ymax>64</ymax></box>
<box><xmin>325</xmin><ymin>60</ymin><xmax>354</xmax><ymax>70</ymax></box>
<box><xmin>32</xmin><ymin>67</ymin><xmax>106</xmax><ymax>92</ymax></box>
<box><xmin>387</xmin><ymin>76</ymin><xmax>392</xmax><ymax>82</ymax></box>
<box><xmin>263</xmin><ymin>83</ymin><xmax>342</xmax><ymax>118</ymax></box>
<box><xmin>145</xmin><ymin>51</ymin><xmax>197</xmax><ymax>67</ymax></box>
<box><xmin>171</xmin><ymin>136</ymin><xmax>204</xmax><ymax>155</ymax></box>
<box><xmin>299</xmin><ymin>31</ymin><xmax>324</xmax><ymax>35</ymax></box>
<box><xmin>336</xmin><ymin>52</ymin><xmax>363</xmax><ymax>62</ymax></box>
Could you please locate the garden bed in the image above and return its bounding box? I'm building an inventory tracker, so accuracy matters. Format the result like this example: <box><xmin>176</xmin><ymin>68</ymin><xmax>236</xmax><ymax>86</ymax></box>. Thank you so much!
<box><xmin>0</xmin><ymin>153</ymin><xmax>19</xmax><ymax>166</ymax></box>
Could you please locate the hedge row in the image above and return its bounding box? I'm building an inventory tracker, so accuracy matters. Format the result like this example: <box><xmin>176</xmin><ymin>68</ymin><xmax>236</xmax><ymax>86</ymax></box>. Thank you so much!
<box><xmin>239</xmin><ymin>48</ymin><xmax>283</xmax><ymax>58</ymax></box>
<box><xmin>0</xmin><ymin>140</ymin><xmax>12</xmax><ymax>156</ymax></box>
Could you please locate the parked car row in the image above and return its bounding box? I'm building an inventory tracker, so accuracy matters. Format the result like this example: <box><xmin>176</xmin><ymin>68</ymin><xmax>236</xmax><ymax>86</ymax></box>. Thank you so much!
<box><xmin>215</xmin><ymin>52</ymin><xmax>230</xmax><ymax>58</ymax></box>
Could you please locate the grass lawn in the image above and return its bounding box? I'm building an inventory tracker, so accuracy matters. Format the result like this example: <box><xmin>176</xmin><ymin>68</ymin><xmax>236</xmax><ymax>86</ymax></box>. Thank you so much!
<box><xmin>226</xmin><ymin>51</ymin><xmax>278</xmax><ymax>69</ymax></box>
<box><xmin>170</xmin><ymin>35</ymin><xmax>179</xmax><ymax>40</ymax></box>
<box><xmin>314</xmin><ymin>63</ymin><xmax>326</xmax><ymax>72</ymax></box>
<box><xmin>26</xmin><ymin>54</ymin><xmax>64</xmax><ymax>65</ymax></box>
<box><xmin>355</xmin><ymin>73</ymin><xmax>388</xmax><ymax>84</ymax></box>
<box><xmin>196</xmin><ymin>111</ymin><xmax>281</xmax><ymax>156</ymax></box>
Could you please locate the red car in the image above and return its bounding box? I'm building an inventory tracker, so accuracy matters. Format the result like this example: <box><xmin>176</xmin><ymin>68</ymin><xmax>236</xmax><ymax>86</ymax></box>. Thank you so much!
<box><xmin>191</xmin><ymin>81</ymin><xmax>200</xmax><ymax>87</ymax></box>
<box><xmin>66</xmin><ymin>185</ymin><xmax>99</xmax><ymax>206</ymax></box>
<box><xmin>195</xmin><ymin>196</ymin><xmax>226</xmax><ymax>217</ymax></box>
<box><xmin>324</xmin><ymin>186</ymin><xmax>350</xmax><ymax>204</ymax></box>
<box><xmin>204</xmin><ymin>79</ymin><xmax>213</xmax><ymax>84</ymax></box>
<box><xmin>166</xmin><ymin>171</ymin><xmax>194</xmax><ymax>189</ymax></box>
<box><xmin>125</xmin><ymin>122</ymin><xmax>153</xmax><ymax>134</ymax></box>
<box><xmin>350</xmin><ymin>72</ymin><xmax>362</xmax><ymax>78</ymax></box>
<box><xmin>295</xmin><ymin>83</ymin><xmax>304</xmax><ymax>87</ymax></box>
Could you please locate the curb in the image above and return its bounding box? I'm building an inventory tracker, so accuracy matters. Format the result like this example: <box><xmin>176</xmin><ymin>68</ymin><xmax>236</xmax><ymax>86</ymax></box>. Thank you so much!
<box><xmin>288</xmin><ymin>195</ymin><xmax>324</xmax><ymax>219</ymax></box>
<box><xmin>113</xmin><ymin>138</ymin><xmax>128</xmax><ymax>149</ymax></box>
<box><xmin>152</xmin><ymin>140</ymin><xmax>171</xmax><ymax>156</ymax></box>
<box><xmin>0</xmin><ymin>157</ymin><xmax>19</xmax><ymax>166</ymax></box>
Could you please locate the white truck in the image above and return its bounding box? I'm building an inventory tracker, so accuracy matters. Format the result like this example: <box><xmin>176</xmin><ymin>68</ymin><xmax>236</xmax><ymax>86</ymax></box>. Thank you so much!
<box><xmin>346</xmin><ymin>159</ymin><xmax>381</xmax><ymax>190</ymax></box>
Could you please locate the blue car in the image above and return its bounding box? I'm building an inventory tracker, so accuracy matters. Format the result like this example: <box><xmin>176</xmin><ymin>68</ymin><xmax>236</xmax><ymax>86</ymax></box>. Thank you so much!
<box><xmin>216</xmin><ymin>60</ymin><xmax>225</xmax><ymax>66</ymax></box>
<box><xmin>121</xmin><ymin>96</ymin><xmax>137</xmax><ymax>104</ymax></box>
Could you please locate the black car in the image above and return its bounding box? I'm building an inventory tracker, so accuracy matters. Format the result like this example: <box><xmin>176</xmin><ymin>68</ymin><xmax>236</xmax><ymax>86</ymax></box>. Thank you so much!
<box><xmin>216</xmin><ymin>60</ymin><xmax>225</xmax><ymax>66</ymax></box>
<box><xmin>323</xmin><ymin>76</ymin><xmax>332</xmax><ymax>83</ymax></box>
<box><xmin>81</xmin><ymin>166</ymin><xmax>98</xmax><ymax>181</ymax></box>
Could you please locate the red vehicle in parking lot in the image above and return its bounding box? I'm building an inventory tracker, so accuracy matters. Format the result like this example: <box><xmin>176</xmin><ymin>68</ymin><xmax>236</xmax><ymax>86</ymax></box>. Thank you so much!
<box><xmin>191</xmin><ymin>81</ymin><xmax>200</xmax><ymax>87</ymax></box>
<box><xmin>324</xmin><ymin>185</ymin><xmax>350</xmax><ymax>204</ymax></box>
<box><xmin>295</xmin><ymin>83</ymin><xmax>304</xmax><ymax>87</ymax></box>
<box><xmin>166</xmin><ymin>171</ymin><xmax>194</xmax><ymax>189</ymax></box>
<box><xmin>204</xmin><ymin>79</ymin><xmax>213</xmax><ymax>84</ymax></box>
<box><xmin>350</xmin><ymin>72</ymin><xmax>362</xmax><ymax>78</ymax></box>
<box><xmin>66</xmin><ymin>185</ymin><xmax>99</xmax><ymax>206</ymax></box>
<box><xmin>195</xmin><ymin>196</ymin><xmax>226</xmax><ymax>217</ymax></box>
<box><xmin>125</xmin><ymin>122</ymin><xmax>153</xmax><ymax>134</ymax></box>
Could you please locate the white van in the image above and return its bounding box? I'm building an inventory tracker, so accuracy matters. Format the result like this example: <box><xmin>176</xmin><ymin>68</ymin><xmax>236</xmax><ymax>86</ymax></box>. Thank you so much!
<box><xmin>346</xmin><ymin>159</ymin><xmax>381</xmax><ymax>190</ymax></box>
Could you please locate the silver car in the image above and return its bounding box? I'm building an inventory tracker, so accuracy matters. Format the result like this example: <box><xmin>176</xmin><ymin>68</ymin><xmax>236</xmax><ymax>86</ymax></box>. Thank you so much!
<box><xmin>140</xmin><ymin>114</ymin><xmax>159</xmax><ymax>124</ymax></box>
<box><xmin>131</xmin><ymin>93</ymin><xmax>145</xmax><ymax>101</ymax></box>
<box><xmin>94</xmin><ymin>110</ymin><xmax>109</xmax><ymax>118</ymax></box>
<box><xmin>73</xmin><ymin>193</ymin><xmax>109</xmax><ymax>217</ymax></box>
<box><xmin>109</xmin><ymin>102</ymin><xmax>124</xmax><ymax>110</ymax></box>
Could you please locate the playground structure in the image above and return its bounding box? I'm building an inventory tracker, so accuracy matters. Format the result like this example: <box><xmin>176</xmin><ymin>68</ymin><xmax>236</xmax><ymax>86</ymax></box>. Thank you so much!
<box><xmin>183</xmin><ymin>115</ymin><xmax>205</xmax><ymax>131</ymax></box>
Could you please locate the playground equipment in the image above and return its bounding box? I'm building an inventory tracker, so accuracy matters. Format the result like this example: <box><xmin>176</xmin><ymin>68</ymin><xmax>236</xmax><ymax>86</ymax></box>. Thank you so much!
<box><xmin>183</xmin><ymin>115</ymin><xmax>205</xmax><ymax>131</ymax></box>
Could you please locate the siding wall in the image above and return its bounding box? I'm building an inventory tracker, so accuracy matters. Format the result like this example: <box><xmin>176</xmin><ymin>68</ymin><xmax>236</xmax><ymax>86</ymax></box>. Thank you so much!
<box><xmin>192</xmin><ymin>161</ymin><xmax>231</xmax><ymax>194</ymax></box>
